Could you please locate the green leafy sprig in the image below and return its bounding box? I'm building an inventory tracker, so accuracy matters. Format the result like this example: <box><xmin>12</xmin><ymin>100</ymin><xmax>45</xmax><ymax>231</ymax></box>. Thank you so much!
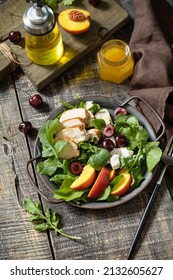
<box><xmin>24</xmin><ymin>197</ymin><xmax>81</xmax><ymax>240</ymax></box>
<box><xmin>43</xmin><ymin>0</ymin><xmax>76</xmax><ymax>10</ymax></box>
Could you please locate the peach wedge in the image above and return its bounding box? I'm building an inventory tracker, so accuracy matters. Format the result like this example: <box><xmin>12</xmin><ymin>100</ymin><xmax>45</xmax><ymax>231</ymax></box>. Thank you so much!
<box><xmin>111</xmin><ymin>171</ymin><xmax>132</xmax><ymax>196</ymax></box>
<box><xmin>70</xmin><ymin>164</ymin><xmax>96</xmax><ymax>190</ymax></box>
<box><xmin>88</xmin><ymin>167</ymin><xmax>110</xmax><ymax>199</ymax></box>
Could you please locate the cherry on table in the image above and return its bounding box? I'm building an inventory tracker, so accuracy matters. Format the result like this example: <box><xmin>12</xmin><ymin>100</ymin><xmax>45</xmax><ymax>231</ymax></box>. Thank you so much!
<box><xmin>9</xmin><ymin>31</ymin><xmax>21</xmax><ymax>43</ymax></box>
<box><xmin>88</xmin><ymin>0</ymin><xmax>101</xmax><ymax>7</ymax></box>
<box><xmin>29</xmin><ymin>94</ymin><xmax>43</xmax><ymax>108</ymax></box>
<box><xmin>19</xmin><ymin>121</ymin><xmax>32</xmax><ymax>135</ymax></box>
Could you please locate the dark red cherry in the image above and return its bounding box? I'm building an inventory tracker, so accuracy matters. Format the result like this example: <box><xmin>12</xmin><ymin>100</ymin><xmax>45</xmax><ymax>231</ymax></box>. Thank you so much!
<box><xmin>9</xmin><ymin>31</ymin><xmax>21</xmax><ymax>43</ymax></box>
<box><xmin>19</xmin><ymin>121</ymin><xmax>32</xmax><ymax>135</ymax></box>
<box><xmin>88</xmin><ymin>0</ymin><xmax>101</xmax><ymax>7</ymax></box>
<box><xmin>114</xmin><ymin>107</ymin><xmax>128</xmax><ymax>116</ymax></box>
<box><xmin>116</xmin><ymin>134</ymin><xmax>128</xmax><ymax>147</ymax></box>
<box><xmin>102</xmin><ymin>138</ymin><xmax>115</xmax><ymax>151</ymax></box>
<box><xmin>103</xmin><ymin>124</ymin><xmax>115</xmax><ymax>137</ymax></box>
<box><xmin>29</xmin><ymin>94</ymin><xmax>43</xmax><ymax>108</ymax></box>
<box><xmin>70</xmin><ymin>162</ymin><xmax>83</xmax><ymax>175</ymax></box>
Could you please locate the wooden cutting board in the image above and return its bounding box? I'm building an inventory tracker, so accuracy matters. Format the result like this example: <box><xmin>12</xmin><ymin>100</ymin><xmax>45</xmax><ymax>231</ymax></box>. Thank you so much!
<box><xmin>0</xmin><ymin>0</ymin><xmax>129</xmax><ymax>90</ymax></box>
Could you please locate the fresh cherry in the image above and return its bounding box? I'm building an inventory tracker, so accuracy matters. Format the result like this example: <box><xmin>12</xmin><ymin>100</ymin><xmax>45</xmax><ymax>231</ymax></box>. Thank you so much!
<box><xmin>19</xmin><ymin>121</ymin><xmax>32</xmax><ymax>135</ymax></box>
<box><xmin>88</xmin><ymin>0</ymin><xmax>101</xmax><ymax>7</ymax></box>
<box><xmin>103</xmin><ymin>124</ymin><xmax>115</xmax><ymax>137</ymax></box>
<box><xmin>102</xmin><ymin>138</ymin><xmax>115</xmax><ymax>151</ymax></box>
<box><xmin>70</xmin><ymin>161</ymin><xmax>83</xmax><ymax>175</ymax></box>
<box><xmin>9</xmin><ymin>31</ymin><xmax>21</xmax><ymax>43</ymax></box>
<box><xmin>29</xmin><ymin>94</ymin><xmax>43</xmax><ymax>108</ymax></box>
<box><xmin>116</xmin><ymin>134</ymin><xmax>128</xmax><ymax>147</ymax></box>
<box><xmin>114</xmin><ymin>107</ymin><xmax>128</xmax><ymax>116</ymax></box>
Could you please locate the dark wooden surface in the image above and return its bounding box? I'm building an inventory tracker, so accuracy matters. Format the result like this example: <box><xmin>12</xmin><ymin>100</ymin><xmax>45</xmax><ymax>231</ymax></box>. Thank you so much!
<box><xmin>0</xmin><ymin>0</ymin><xmax>173</xmax><ymax>260</ymax></box>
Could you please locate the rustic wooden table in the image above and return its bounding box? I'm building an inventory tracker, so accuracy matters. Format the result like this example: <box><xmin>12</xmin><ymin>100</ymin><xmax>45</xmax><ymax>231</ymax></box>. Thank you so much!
<box><xmin>0</xmin><ymin>0</ymin><xmax>173</xmax><ymax>260</ymax></box>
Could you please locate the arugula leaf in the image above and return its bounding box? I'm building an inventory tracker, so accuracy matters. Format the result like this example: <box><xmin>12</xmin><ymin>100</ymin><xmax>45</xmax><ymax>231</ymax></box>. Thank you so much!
<box><xmin>36</xmin><ymin>158</ymin><xmax>62</xmax><ymax>176</ymax></box>
<box><xmin>90</xmin><ymin>118</ymin><xmax>106</xmax><ymax>130</ymax></box>
<box><xmin>54</xmin><ymin>185</ymin><xmax>85</xmax><ymax>201</ymax></box>
<box><xmin>43</xmin><ymin>0</ymin><xmax>75</xmax><ymax>10</ymax></box>
<box><xmin>115</xmin><ymin>114</ymin><xmax>149</xmax><ymax>150</ymax></box>
<box><xmin>88</xmin><ymin>103</ymin><xmax>100</xmax><ymax>114</ymax></box>
<box><xmin>24</xmin><ymin>197</ymin><xmax>80</xmax><ymax>240</ymax></box>
<box><xmin>146</xmin><ymin>145</ymin><xmax>162</xmax><ymax>172</ymax></box>
<box><xmin>88</xmin><ymin>149</ymin><xmax>111</xmax><ymax>170</ymax></box>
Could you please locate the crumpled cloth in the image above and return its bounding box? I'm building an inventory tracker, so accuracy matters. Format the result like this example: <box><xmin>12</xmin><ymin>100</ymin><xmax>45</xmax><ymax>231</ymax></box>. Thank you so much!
<box><xmin>128</xmin><ymin>0</ymin><xmax>173</xmax><ymax>141</ymax></box>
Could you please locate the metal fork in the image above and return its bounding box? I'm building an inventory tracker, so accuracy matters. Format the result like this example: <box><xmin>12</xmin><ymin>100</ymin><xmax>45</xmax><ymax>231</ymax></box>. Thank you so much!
<box><xmin>127</xmin><ymin>134</ymin><xmax>173</xmax><ymax>260</ymax></box>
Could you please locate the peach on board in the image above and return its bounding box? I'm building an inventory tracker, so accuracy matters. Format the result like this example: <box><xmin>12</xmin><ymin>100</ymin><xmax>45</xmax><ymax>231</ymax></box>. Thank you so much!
<box><xmin>111</xmin><ymin>171</ymin><xmax>132</xmax><ymax>196</ymax></box>
<box><xmin>70</xmin><ymin>164</ymin><xmax>96</xmax><ymax>190</ymax></box>
<box><xmin>88</xmin><ymin>167</ymin><xmax>110</xmax><ymax>199</ymax></box>
<box><xmin>58</xmin><ymin>9</ymin><xmax>91</xmax><ymax>34</ymax></box>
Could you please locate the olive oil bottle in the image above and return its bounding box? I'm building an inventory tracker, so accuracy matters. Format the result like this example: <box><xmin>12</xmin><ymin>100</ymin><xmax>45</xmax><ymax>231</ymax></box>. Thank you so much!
<box><xmin>23</xmin><ymin>0</ymin><xmax>64</xmax><ymax>65</ymax></box>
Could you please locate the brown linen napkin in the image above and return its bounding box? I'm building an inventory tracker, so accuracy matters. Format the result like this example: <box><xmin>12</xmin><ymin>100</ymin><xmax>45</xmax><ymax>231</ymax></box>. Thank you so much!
<box><xmin>128</xmin><ymin>0</ymin><xmax>173</xmax><ymax>140</ymax></box>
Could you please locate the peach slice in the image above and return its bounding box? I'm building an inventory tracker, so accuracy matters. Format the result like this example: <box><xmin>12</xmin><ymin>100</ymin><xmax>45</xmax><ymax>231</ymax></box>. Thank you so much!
<box><xmin>70</xmin><ymin>164</ymin><xmax>96</xmax><ymax>190</ymax></box>
<box><xmin>58</xmin><ymin>9</ymin><xmax>91</xmax><ymax>34</ymax></box>
<box><xmin>111</xmin><ymin>171</ymin><xmax>132</xmax><ymax>196</ymax></box>
<box><xmin>109</xmin><ymin>169</ymin><xmax>116</xmax><ymax>182</ymax></box>
<box><xmin>88</xmin><ymin>167</ymin><xmax>110</xmax><ymax>199</ymax></box>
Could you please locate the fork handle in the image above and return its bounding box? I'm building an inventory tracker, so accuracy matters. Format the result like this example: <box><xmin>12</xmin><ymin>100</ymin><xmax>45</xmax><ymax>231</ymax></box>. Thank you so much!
<box><xmin>127</xmin><ymin>182</ymin><xmax>161</xmax><ymax>260</ymax></box>
<box><xmin>127</xmin><ymin>165</ymin><xmax>168</xmax><ymax>260</ymax></box>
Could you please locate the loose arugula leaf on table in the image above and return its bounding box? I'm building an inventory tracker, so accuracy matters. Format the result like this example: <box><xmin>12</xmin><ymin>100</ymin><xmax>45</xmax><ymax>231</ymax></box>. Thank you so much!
<box><xmin>23</xmin><ymin>197</ymin><xmax>81</xmax><ymax>240</ymax></box>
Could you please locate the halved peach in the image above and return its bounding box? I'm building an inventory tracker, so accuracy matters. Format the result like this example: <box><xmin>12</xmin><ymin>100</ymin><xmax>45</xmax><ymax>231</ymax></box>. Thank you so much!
<box><xmin>70</xmin><ymin>164</ymin><xmax>96</xmax><ymax>190</ymax></box>
<box><xmin>111</xmin><ymin>171</ymin><xmax>132</xmax><ymax>196</ymax></box>
<box><xmin>58</xmin><ymin>9</ymin><xmax>91</xmax><ymax>34</ymax></box>
<box><xmin>88</xmin><ymin>167</ymin><xmax>110</xmax><ymax>199</ymax></box>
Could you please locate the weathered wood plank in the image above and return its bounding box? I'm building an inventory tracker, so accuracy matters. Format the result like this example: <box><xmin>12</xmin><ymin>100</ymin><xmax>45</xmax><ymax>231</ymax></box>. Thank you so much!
<box><xmin>0</xmin><ymin>75</ymin><xmax>53</xmax><ymax>260</ymax></box>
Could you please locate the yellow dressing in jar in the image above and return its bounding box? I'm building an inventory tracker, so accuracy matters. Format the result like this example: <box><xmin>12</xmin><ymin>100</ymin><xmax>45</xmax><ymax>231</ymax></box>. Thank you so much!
<box><xmin>97</xmin><ymin>39</ymin><xmax>134</xmax><ymax>84</ymax></box>
<box><xmin>25</xmin><ymin>23</ymin><xmax>64</xmax><ymax>65</ymax></box>
<box><xmin>23</xmin><ymin>2</ymin><xmax>64</xmax><ymax>65</ymax></box>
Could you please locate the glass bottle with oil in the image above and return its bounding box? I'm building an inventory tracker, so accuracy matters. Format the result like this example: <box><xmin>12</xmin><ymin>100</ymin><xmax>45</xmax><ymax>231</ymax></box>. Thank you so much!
<box><xmin>23</xmin><ymin>0</ymin><xmax>64</xmax><ymax>65</ymax></box>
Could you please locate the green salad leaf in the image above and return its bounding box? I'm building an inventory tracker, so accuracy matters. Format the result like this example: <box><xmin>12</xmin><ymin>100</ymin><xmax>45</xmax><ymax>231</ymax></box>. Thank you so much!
<box><xmin>88</xmin><ymin>148</ymin><xmax>111</xmax><ymax>171</ymax></box>
<box><xmin>24</xmin><ymin>197</ymin><xmax>80</xmax><ymax>240</ymax></box>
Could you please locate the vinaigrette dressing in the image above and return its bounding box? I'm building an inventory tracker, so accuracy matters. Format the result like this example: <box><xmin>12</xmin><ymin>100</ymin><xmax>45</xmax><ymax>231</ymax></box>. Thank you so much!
<box><xmin>97</xmin><ymin>39</ymin><xmax>134</xmax><ymax>84</ymax></box>
<box><xmin>25</xmin><ymin>24</ymin><xmax>64</xmax><ymax>65</ymax></box>
<box><xmin>23</xmin><ymin>1</ymin><xmax>64</xmax><ymax>65</ymax></box>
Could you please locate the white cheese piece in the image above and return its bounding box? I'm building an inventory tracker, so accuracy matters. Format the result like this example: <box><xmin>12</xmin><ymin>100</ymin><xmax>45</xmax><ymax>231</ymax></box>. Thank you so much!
<box><xmin>120</xmin><ymin>147</ymin><xmax>134</xmax><ymax>158</ymax></box>
<box><xmin>110</xmin><ymin>148</ymin><xmax>122</xmax><ymax>156</ymax></box>
<box><xmin>110</xmin><ymin>154</ymin><xmax>120</xmax><ymax>170</ymax></box>
<box><xmin>85</xmin><ymin>101</ymin><xmax>93</xmax><ymax>110</ymax></box>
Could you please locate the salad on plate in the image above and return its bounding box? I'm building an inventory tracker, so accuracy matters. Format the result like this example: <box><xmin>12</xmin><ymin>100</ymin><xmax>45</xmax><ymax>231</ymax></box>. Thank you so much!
<box><xmin>36</xmin><ymin>98</ymin><xmax>162</xmax><ymax>204</ymax></box>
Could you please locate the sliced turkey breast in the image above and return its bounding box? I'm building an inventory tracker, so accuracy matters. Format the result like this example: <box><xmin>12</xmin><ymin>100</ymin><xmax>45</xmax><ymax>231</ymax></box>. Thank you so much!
<box><xmin>61</xmin><ymin>117</ymin><xmax>85</xmax><ymax>128</ymax></box>
<box><xmin>87</xmin><ymin>128</ymin><xmax>102</xmax><ymax>143</ymax></box>
<box><xmin>95</xmin><ymin>108</ymin><xmax>111</xmax><ymax>125</ymax></box>
<box><xmin>55</xmin><ymin>125</ymin><xmax>90</xmax><ymax>144</ymax></box>
<box><xmin>59</xmin><ymin>108</ymin><xmax>91</xmax><ymax>126</ymax></box>
<box><xmin>58</xmin><ymin>141</ymin><xmax>79</xmax><ymax>160</ymax></box>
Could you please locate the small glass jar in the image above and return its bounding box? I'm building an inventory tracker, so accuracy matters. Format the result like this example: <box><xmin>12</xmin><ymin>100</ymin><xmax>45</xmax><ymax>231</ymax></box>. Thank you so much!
<box><xmin>97</xmin><ymin>39</ymin><xmax>134</xmax><ymax>84</ymax></box>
